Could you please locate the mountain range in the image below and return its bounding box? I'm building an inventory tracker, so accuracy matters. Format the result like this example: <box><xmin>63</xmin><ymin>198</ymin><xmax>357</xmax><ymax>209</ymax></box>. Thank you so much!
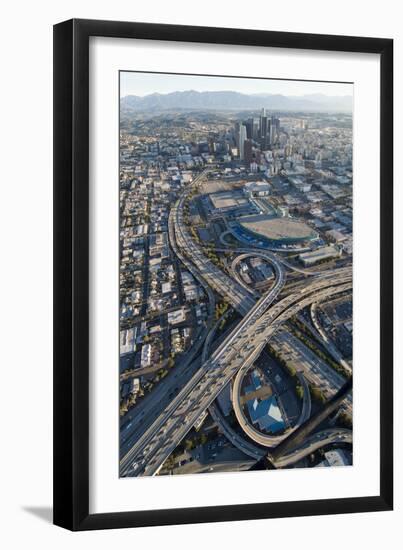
<box><xmin>120</xmin><ymin>90</ymin><xmax>352</xmax><ymax>113</ymax></box>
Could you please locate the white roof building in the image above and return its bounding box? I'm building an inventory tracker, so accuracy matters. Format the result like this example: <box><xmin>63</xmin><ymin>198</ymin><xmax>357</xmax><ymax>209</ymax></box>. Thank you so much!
<box><xmin>167</xmin><ymin>308</ymin><xmax>186</xmax><ymax>325</ymax></box>
<box><xmin>244</xmin><ymin>181</ymin><xmax>271</xmax><ymax>197</ymax></box>
<box><xmin>162</xmin><ymin>282</ymin><xmax>172</xmax><ymax>294</ymax></box>
<box><xmin>317</xmin><ymin>449</ymin><xmax>350</xmax><ymax>468</ymax></box>
<box><xmin>140</xmin><ymin>344</ymin><xmax>152</xmax><ymax>368</ymax></box>
<box><xmin>120</xmin><ymin>327</ymin><xmax>137</xmax><ymax>356</ymax></box>
<box><xmin>299</xmin><ymin>245</ymin><xmax>341</xmax><ymax>267</ymax></box>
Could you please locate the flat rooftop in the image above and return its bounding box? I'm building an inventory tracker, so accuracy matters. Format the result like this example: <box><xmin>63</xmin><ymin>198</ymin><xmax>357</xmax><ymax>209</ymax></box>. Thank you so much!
<box><xmin>240</xmin><ymin>215</ymin><xmax>317</xmax><ymax>242</ymax></box>
<box><xmin>210</xmin><ymin>191</ymin><xmax>248</xmax><ymax>210</ymax></box>
<box><xmin>299</xmin><ymin>245</ymin><xmax>339</xmax><ymax>260</ymax></box>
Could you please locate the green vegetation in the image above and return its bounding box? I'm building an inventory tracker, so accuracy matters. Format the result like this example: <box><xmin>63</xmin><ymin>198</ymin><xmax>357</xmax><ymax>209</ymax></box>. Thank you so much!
<box><xmin>338</xmin><ymin>411</ymin><xmax>352</xmax><ymax>429</ymax></box>
<box><xmin>154</xmin><ymin>368</ymin><xmax>168</xmax><ymax>383</ymax></box>
<box><xmin>184</xmin><ymin>439</ymin><xmax>195</xmax><ymax>451</ymax></box>
<box><xmin>267</xmin><ymin>344</ymin><xmax>297</xmax><ymax>378</ymax></box>
<box><xmin>295</xmin><ymin>383</ymin><xmax>304</xmax><ymax>400</ymax></box>
<box><xmin>219</xmin><ymin>317</ymin><xmax>228</xmax><ymax>330</ymax></box>
<box><xmin>309</xmin><ymin>384</ymin><xmax>327</xmax><ymax>404</ymax></box>
<box><xmin>190</xmin><ymin>226</ymin><xmax>200</xmax><ymax>242</ymax></box>
<box><xmin>183</xmin><ymin>431</ymin><xmax>209</xmax><ymax>452</ymax></box>
<box><xmin>119</xmin><ymin>393</ymin><xmax>137</xmax><ymax>417</ymax></box>
<box><xmin>206</xmin><ymin>249</ymin><xmax>225</xmax><ymax>269</ymax></box>
<box><xmin>289</xmin><ymin>319</ymin><xmax>351</xmax><ymax>379</ymax></box>
<box><xmin>215</xmin><ymin>300</ymin><xmax>229</xmax><ymax>320</ymax></box>
<box><xmin>188</xmin><ymin>185</ymin><xmax>200</xmax><ymax>198</ymax></box>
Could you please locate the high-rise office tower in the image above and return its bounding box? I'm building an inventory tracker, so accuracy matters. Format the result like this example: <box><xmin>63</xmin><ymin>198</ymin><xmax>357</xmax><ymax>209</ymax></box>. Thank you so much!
<box><xmin>234</xmin><ymin>122</ymin><xmax>241</xmax><ymax>147</ymax></box>
<box><xmin>244</xmin><ymin>139</ymin><xmax>253</xmax><ymax>166</ymax></box>
<box><xmin>266</xmin><ymin>119</ymin><xmax>272</xmax><ymax>147</ymax></box>
<box><xmin>260</xmin><ymin>108</ymin><xmax>268</xmax><ymax>140</ymax></box>
<box><xmin>270</xmin><ymin>115</ymin><xmax>280</xmax><ymax>145</ymax></box>
<box><xmin>239</xmin><ymin>124</ymin><xmax>247</xmax><ymax>160</ymax></box>
<box><xmin>245</xmin><ymin>118</ymin><xmax>254</xmax><ymax>140</ymax></box>
<box><xmin>252</xmin><ymin>118</ymin><xmax>260</xmax><ymax>140</ymax></box>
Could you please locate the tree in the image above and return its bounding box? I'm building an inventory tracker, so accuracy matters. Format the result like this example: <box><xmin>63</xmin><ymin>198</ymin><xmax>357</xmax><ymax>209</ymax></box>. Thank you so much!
<box><xmin>295</xmin><ymin>384</ymin><xmax>304</xmax><ymax>400</ymax></box>
<box><xmin>309</xmin><ymin>386</ymin><xmax>326</xmax><ymax>403</ymax></box>
<box><xmin>287</xmin><ymin>365</ymin><xmax>297</xmax><ymax>377</ymax></box>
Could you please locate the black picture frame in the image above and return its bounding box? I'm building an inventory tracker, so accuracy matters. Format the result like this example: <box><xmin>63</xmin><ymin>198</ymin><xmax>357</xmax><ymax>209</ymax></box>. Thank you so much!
<box><xmin>53</xmin><ymin>18</ymin><xmax>393</xmax><ymax>531</ymax></box>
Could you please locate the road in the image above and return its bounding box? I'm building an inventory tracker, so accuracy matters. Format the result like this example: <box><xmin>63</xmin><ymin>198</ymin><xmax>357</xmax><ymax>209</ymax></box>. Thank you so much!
<box><xmin>232</xmin><ymin>363</ymin><xmax>311</xmax><ymax>448</ymax></box>
<box><xmin>270</xmin><ymin>328</ymin><xmax>352</xmax><ymax>416</ymax></box>
<box><xmin>310</xmin><ymin>302</ymin><xmax>352</xmax><ymax>375</ymax></box>
<box><xmin>119</xmin><ymin>180</ymin><xmax>287</xmax><ymax>474</ymax></box>
<box><xmin>212</xmin><ymin>246</ymin><xmax>336</xmax><ymax>277</ymax></box>
<box><xmin>119</xmin><ymin>171</ymin><xmax>352</xmax><ymax>476</ymax></box>
<box><xmin>272</xmin><ymin>428</ymin><xmax>352</xmax><ymax>468</ymax></box>
<box><xmin>202</xmin><ymin>310</ymin><xmax>266</xmax><ymax>461</ymax></box>
<box><xmin>119</xmin><ymin>166</ymin><xmax>272</xmax><ymax>462</ymax></box>
<box><xmin>119</xmin><ymin>170</ymin><xmax>216</xmax><ymax>457</ymax></box>
<box><xmin>119</xmin><ymin>268</ymin><xmax>351</xmax><ymax>476</ymax></box>
<box><xmin>173</xmin><ymin>198</ymin><xmax>256</xmax><ymax>316</ymax></box>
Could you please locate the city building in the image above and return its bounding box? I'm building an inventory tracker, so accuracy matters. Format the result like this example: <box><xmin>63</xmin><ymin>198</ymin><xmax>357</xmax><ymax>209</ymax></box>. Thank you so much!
<box><xmin>244</xmin><ymin>139</ymin><xmax>253</xmax><ymax>166</ymax></box>
<box><xmin>244</xmin><ymin>180</ymin><xmax>271</xmax><ymax>197</ymax></box>
<box><xmin>238</xmin><ymin>123</ymin><xmax>247</xmax><ymax>160</ymax></box>
<box><xmin>298</xmin><ymin>245</ymin><xmax>342</xmax><ymax>266</ymax></box>
<box><xmin>167</xmin><ymin>308</ymin><xmax>186</xmax><ymax>325</ymax></box>
<box><xmin>317</xmin><ymin>449</ymin><xmax>350</xmax><ymax>467</ymax></box>
<box><xmin>120</xmin><ymin>327</ymin><xmax>137</xmax><ymax>356</ymax></box>
<box><xmin>140</xmin><ymin>343</ymin><xmax>152</xmax><ymax>368</ymax></box>
<box><xmin>237</xmin><ymin>214</ymin><xmax>318</xmax><ymax>246</ymax></box>
<box><xmin>208</xmin><ymin>190</ymin><xmax>256</xmax><ymax>217</ymax></box>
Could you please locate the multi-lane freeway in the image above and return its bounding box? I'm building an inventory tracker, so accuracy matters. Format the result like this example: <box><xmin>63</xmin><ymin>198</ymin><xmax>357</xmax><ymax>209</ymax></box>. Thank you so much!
<box><xmin>120</xmin><ymin>179</ymin><xmax>291</xmax><ymax>471</ymax></box>
<box><xmin>173</xmin><ymin>193</ymin><xmax>257</xmax><ymax>316</ymax></box>
<box><xmin>310</xmin><ymin>302</ymin><xmax>352</xmax><ymax>375</ymax></box>
<box><xmin>202</xmin><ymin>310</ymin><xmax>266</xmax><ymax>461</ymax></box>
<box><xmin>271</xmin><ymin>329</ymin><xmax>352</xmax><ymax>416</ymax></box>
<box><xmin>120</xmin><ymin>267</ymin><xmax>351</xmax><ymax>476</ymax></box>
<box><xmin>120</xmin><ymin>171</ymin><xmax>353</xmax><ymax>476</ymax></box>
<box><xmin>272</xmin><ymin>428</ymin><xmax>352</xmax><ymax>468</ymax></box>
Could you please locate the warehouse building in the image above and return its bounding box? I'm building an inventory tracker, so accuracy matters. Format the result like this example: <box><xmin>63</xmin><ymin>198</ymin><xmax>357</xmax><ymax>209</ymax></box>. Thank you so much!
<box><xmin>298</xmin><ymin>245</ymin><xmax>342</xmax><ymax>267</ymax></box>
<box><xmin>244</xmin><ymin>180</ymin><xmax>271</xmax><ymax>197</ymax></box>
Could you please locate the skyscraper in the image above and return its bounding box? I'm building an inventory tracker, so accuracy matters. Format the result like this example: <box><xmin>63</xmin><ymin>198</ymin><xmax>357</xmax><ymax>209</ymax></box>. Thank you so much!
<box><xmin>234</xmin><ymin>122</ymin><xmax>240</xmax><ymax>147</ymax></box>
<box><xmin>252</xmin><ymin>118</ymin><xmax>260</xmax><ymax>140</ymax></box>
<box><xmin>239</xmin><ymin>123</ymin><xmax>247</xmax><ymax>160</ymax></box>
<box><xmin>244</xmin><ymin>139</ymin><xmax>253</xmax><ymax>166</ymax></box>
<box><xmin>245</xmin><ymin>118</ymin><xmax>254</xmax><ymax>140</ymax></box>
<box><xmin>260</xmin><ymin>108</ymin><xmax>268</xmax><ymax>140</ymax></box>
<box><xmin>270</xmin><ymin>115</ymin><xmax>280</xmax><ymax>145</ymax></box>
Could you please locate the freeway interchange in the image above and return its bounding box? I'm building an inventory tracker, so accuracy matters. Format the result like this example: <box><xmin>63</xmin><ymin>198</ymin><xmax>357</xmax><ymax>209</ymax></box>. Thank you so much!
<box><xmin>120</xmin><ymin>170</ymin><xmax>353</xmax><ymax>477</ymax></box>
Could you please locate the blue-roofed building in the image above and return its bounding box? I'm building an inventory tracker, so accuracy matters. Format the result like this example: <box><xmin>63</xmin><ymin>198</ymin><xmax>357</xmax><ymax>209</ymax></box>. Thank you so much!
<box><xmin>247</xmin><ymin>395</ymin><xmax>285</xmax><ymax>434</ymax></box>
<box><xmin>243</xmin><ymin>369</ymin><xmax>285</xmax><ymax>434</ymax></box>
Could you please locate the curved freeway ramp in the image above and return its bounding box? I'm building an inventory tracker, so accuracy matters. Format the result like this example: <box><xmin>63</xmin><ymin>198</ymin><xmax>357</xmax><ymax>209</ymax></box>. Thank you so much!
<box><xmin>214</xmin><ymin>247</ymin><xmax>333</xmax><ymax>277</ymax></box>
<box><xmin>232</xmin><ymin>362</ymin><xmax>311</xmax><ymax>448</ymax></box>
<box><xmin>272</xmin><ymin>428</ymin><xmax>352</xmax><ymax>468</ymax></box>
<box><xmin>120</xmin><ymin>273</ymin><xmax>351</xmax><ymax>477</ymax></box>
<box><xmin>120</xmin><ymin>170</ymin><xmax>352</xmax><ymax>477</ymax></box>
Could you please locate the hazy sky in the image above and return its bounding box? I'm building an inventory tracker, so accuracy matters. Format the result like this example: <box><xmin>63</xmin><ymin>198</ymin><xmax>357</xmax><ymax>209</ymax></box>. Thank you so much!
<box><xmin>120</xmin><ymin>71</ymin><xmax>353</xmax><ymax>98</ymax></box>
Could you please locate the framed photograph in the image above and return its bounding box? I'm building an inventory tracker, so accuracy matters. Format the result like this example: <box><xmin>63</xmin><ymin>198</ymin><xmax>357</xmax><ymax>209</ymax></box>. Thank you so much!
<box><xmin>53</xmin><ymin>19</ymin><xmax>393</xmax><ymax>530</ymax></box>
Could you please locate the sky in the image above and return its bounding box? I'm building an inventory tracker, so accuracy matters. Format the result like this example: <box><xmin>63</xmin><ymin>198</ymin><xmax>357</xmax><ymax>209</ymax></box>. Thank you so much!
<box><xmin>120</xmin><ymin>71</ymin><xmax>353</xmax><ymax>98</ymax></box>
